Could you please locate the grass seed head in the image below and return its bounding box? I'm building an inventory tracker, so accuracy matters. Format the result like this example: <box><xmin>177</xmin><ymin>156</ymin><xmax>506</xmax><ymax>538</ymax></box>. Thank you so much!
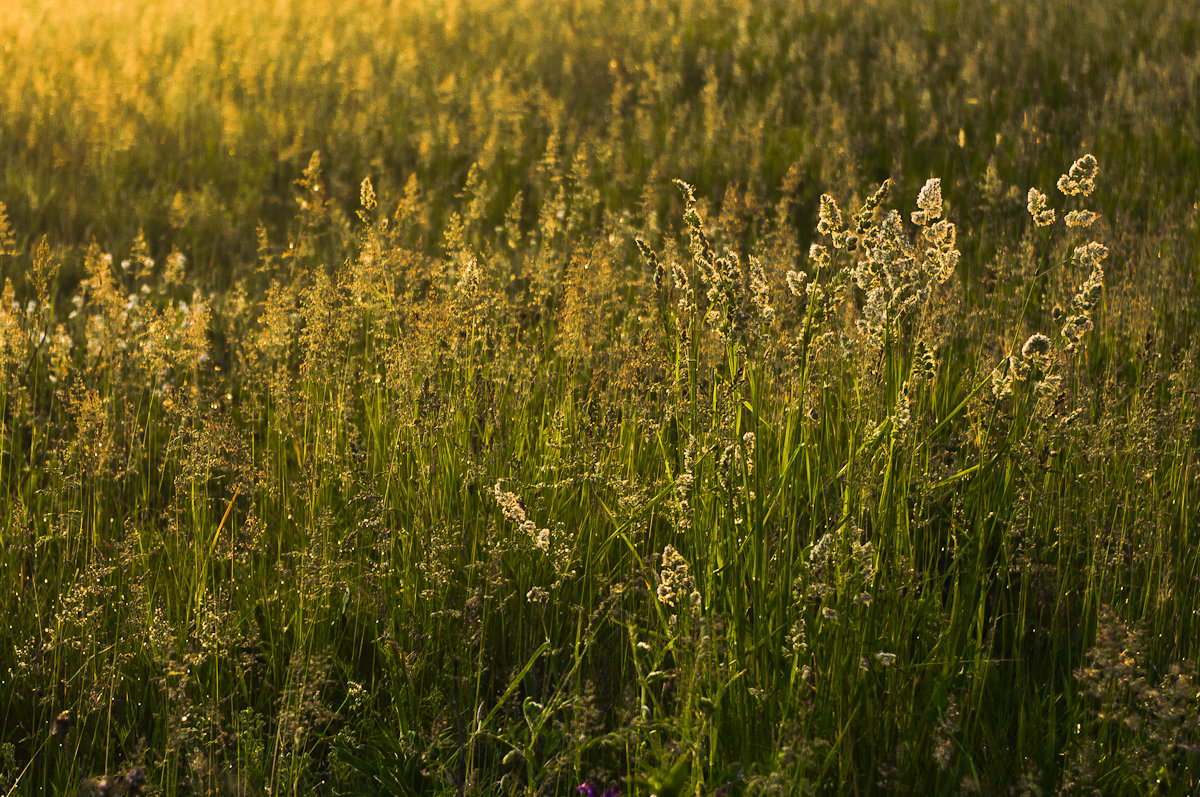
<box><xmin>1064</xmin><ymin>209</ymin><xmax>1097</xmax><ymax>228</ymax></box>
<box><xmin>0</xmin><ymin>202</ymin><xmax>17</xmax><ymax>256</ymax></box>
<box><xmin>1027</xmin><ymin>188</ymin><xmax>1056</xmax><ymax>226</ymax></box>
<box><xmin>1061</xmin><ymin>315</ymin><xmax>1095</xmax><ymax>351</ymax></box>
<box><xmin>1021</xmin><ymin>333</ymin><xmax>1052</xmax><ymax>361</ymax></box>
<box><xmin>786</xmin><ymin>269</ymin><xmax>807</xmax><ymax>298</ymax></box>
<box><xmin>817</xmin><ymin>194</ymin><xmax>843</xmax><ymax>235</ymax></box>
<box><xmin>1057</xmin><ymin>154</ymin><xmax>1099</xmax><ymax>197</ymax></box>
<box><xmin>359</xmin><ymin>176</ymin><xmax>376</xmax><ymax>212</ymax></box>
<box><xmin>911</xmin><ymin>178</ymin><xmax>942</xmax><ymax>226</ymax></box>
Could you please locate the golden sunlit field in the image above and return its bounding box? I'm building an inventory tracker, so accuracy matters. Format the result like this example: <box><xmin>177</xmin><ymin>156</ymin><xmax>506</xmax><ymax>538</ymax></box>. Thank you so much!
<box><xmin>1</xmin><ymin>0</ymin><xmax>1199</xmax><ymax>793</ymax></box>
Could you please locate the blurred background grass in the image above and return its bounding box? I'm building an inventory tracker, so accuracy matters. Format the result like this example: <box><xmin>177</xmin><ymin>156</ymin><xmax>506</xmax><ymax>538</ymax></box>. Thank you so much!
<box><xmin>1</xmin><ymin>0</ymin><xmax>1199</xmax><ymax>794</ymax></box>
<box><xmin>3</xmin><ymin>0</ymin><xmax>1197</xmax><ymax>285</ymax></box>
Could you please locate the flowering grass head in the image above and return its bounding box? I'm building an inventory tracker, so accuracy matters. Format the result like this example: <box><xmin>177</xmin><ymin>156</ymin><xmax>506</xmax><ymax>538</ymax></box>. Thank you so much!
<box><xmin>1057</xmin><ymin>154</ymin><xmax>1099</xmax><ymax>197</ymax></box>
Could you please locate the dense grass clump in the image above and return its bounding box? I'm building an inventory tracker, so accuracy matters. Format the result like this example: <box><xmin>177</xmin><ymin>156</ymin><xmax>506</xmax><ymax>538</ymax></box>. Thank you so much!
<box><xmin>1</xmin><ymin>0</ymin><xmax>1198</xmax><ymax>794</ymax></box>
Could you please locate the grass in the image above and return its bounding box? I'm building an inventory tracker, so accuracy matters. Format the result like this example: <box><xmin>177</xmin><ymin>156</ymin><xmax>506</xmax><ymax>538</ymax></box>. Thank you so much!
<box><xmin>1</xmin><ymin>0</ymin><xmax>1198</xmax><ymax>793</ymax></box>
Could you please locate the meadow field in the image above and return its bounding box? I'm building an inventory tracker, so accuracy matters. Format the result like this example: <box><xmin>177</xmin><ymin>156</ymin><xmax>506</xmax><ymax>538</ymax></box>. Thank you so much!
<box><xmin>1</xmin><ymin>0</ymin><xmax>1198</xmax><ymax>793</ymax></box>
